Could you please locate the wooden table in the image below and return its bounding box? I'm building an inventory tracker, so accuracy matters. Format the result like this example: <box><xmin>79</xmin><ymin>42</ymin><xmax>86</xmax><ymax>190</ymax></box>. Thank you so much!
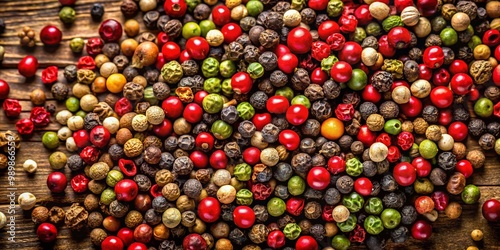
<box><xmin>0</xmin><ymin>0</ymin><xmax>500</xmax><ymax>249</ymax></box>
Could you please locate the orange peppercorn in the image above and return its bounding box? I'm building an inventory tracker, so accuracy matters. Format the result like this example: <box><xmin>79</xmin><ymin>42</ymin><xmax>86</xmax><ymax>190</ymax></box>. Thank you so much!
<box><xmin>106</xmin><ymin>73</ymin><xmax>127</xmax><ymax>93</ymax></box>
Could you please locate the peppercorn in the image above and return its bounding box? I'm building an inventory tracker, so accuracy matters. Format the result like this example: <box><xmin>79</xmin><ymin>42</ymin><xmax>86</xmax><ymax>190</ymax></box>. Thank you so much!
<box><xmin>31</xmin><ymin>206</ymin><xmax>49</xmax><ymax>224</ymax></box>
<box><xmin>91</xmin><ymin>3</ymin><xmax>105</xmax><ymax>20</ymax></box>
<box><xmin>65</xmin><ymin>203</ymin><xmax>88</xmax><ymax>231</ymax></box>
<box><xmin>467</xmin><ymin>149</ymin><xmax>486</xmax><ymax>168</ymax></box>
<box><xmin>479</xmin><ymin>133</ymin><xmax>496</xmax><ymax>150</ymax></box>
<box><xmin>18</xmin><ymin>26</ymin><xmax>36</xmax><ymax>47</ymax></box>
<box><xmin>382</xmin><ymin>192</ymin><xmax>405</xmax><ymax>209</ymax></box>
<box><xmin>90</xmin><ymin>228</ymin><xmax>107</xmax><ymax>246</ymax></box>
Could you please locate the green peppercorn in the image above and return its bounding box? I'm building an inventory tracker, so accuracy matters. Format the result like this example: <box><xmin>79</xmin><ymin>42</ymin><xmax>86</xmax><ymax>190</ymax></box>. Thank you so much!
<box><xmin>49</xmin><ymin>151</ymin><xmax>67</xmax><ymax>170</ymax></box>
<box><xmin>365</xmin><ymin>197</ymin><xmax>384</xmax><ymax>215</ymax></box>
<box><xmin>288</xmin><ymin>176</ymin><xmax>306</xmax><ymax>196</ymax></box>
<box><xmin>327</xmin><ymin>0</ymin><xmax>343</xmax><ymax>17</ymax></box>
<box><xmin>100</xmin><ymin>188</ymin><xmax>116</xmax><ymax>205</ymax></box>
<box><xmin>70</xmin><ymin>38</ymin><xmax>85</xmax><ymax>53</ymax></box>
<box><xmin>321</xmin><ymin>55</ymin><xmax>339</xmax><ymax>72</ymax></box>
<box><xmin>199</xmin><ymin>20</ymin><xmax>215</xmax><ymax>37</ymax></box>
<box><xmin>106</xmin><ymin>170</ymin><xmax>124</xmax><ymax>187</ymax></box>
<box><xmin>65</xmin><ymin>97</ymin><xmax>80</xmax><ymax>112</ymax></box>
<box><xmin>246</xmin><ymin>0</ymin><xmax>264</xmax><ymax>17</ymax></box>
<box><xmin>267</xmin><ymin>197</ymin><xmax>286</xmax><ymax>217</ymax></box>
<box><xmin>419</xmin><ymin>139</ymin><xmax>439</xmax><ymax>159</ymax></box>
<box><xmin>221</xmin><ymin>79</ymin><xmax>234</xmax><ymax>96</ymax></box>
<box><xmin>237</xmin><ymin>102</ymin><xmax>255</xmax><ymax>120</ymax></box>
<box><xmin>211</xmin><ymin>120</ymin><xmax>233</xmax><ymax>140</ymax></box>
<box><xmin>331</xmin><ymin>234</ymin><xmax>351</xmax><ymax>250</ymax></box>
<box><xmin>143</xmin><ymin>86</ymin><xmax>158</xmax><ymax>105</ymax></box>
<box><xmin>345</xmin><ymin>158</ymin><xmax>363</xmax><ymax>177</ymax></box>
<box><xmin>364</xmin><ymin>215</ymin><xmax>384</xmax><ymax>235</ymax></box>
<box><xmin>382</xmin><ymin>59</ymin><xmax>404</xmax><ymax>79</ymax></box>
<box><xmin>161</xmin><ymin>61</ymin><xmax>183</xmax><ymax>84</ymax></box>
<box><xmin>380</xmin><ymin>208</ymin><xmax>401</xmax><ymax>229</ymax></box>
<box><xmin>353</xmin><ymin>27</ymin><xmax>367</xmax><ymax>43</ymax></box>
<box><xmin>347</xmin><ymin>68</ymin><xmax>368</xmax><ymax>91</ymax></box>
<box><xmin>236</xmin><ymin>189</ymin><xmax>253</xmax><ymax>205</ymax></box>
<box><xmin>247</xmin><ymin>62</ymin><xmax>265</xmax><ymax>79</ymax></box>
<box><xmin>202</xmin><ymin>57</ymin><xmax>220</xmax><ymax>78</ymax></box>
<box><xmin>283</xmin><ymin>223</ymin><xmax>302</xmax><ymax>240</ymax></box>
<box><xmin>384</xmin><ymin>119</ymin><xmax>402</xmax><ymax>135</ymax></box>
<box><xmin>291</xmin><ymin>95</ymin><xmax>311</xmax><ymax>109</ymax></box>
<box><xmin>337</xmin><ymin>214</ymin><xmax>357</xmax><ymax>232</ymax></box>
<box><xmin>220</xmin><ymin>60</ymin><xmax>236</xmax><ymax>78</ymax></box>
<box><xmin>204</xmin><ymin>78</ymin><xmax>222</xmax><ymax>93</ymax></box>
<box><xmin>342</xmin><ymin>192</ymin><xmax>365</xmax><ymax>213</ymax></box>
<box><xmin>366</xmin><ymin>22</ymin><xmax>382</xmax><ymax>37</ymax></box>
<box><xmin>89</xmin><ymin>162</ymin><xmax>110</xmax><ymax>181</ymax></box>
<box><xmin>468</xmin><ymin>35</ymin><xmax>482</xmax><ymax>50</ymax></box>
<box><xmin>59</xmin><ymin>6</ymin><xmax>76</xmax><ymax>24</ymax></box>
<box><xmin>382</xmin><ymin>15</ymin><xmax>404</xmax><ymax>32</ymax></box>
<box><xmin>275</xmin><ymin>87</ymin><xmax>294</xmax><ymax>101</ymax></box>
<box><xmin>414</xmin><ymin>178</ymin><xmax>434</xmax><ymax>194</ymax></box>
<box><xmin>440</xmin><ymin>27</ymin><xmax>458</xmax><ymax>46</ymax></box>
<box><xmin>186</xmin><ymin>0</ymin><xmax>201</xmax><ymax>12</ymax></box>
<box><xmin>234</xmin><ymin>163</ymin><xmax>252</xmax><ymax>181</ymax></box>
<box><xmin>202</xmin><ymin>93</ymin><xmax>224</xmax><ymax>114</ymax></box>
<box><xmin>42</xmin><ymin>132</ymin><xmax>60</xmax><ymax>150</ymax></box>
<box><xmin>462</xmin><ymin>184</ymin><xmax>481</xmax><ymax>204</ymax></box>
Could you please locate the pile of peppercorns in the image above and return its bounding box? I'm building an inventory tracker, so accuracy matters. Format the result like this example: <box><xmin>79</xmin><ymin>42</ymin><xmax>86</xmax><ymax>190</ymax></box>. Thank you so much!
<box><xmin>4</xmin><ymin>0</ymin><xmax>500</xmax><ymax>249</ymax></box>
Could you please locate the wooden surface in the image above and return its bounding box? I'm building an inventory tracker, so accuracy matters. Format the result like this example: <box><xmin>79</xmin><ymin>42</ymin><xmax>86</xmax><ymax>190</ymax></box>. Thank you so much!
<box><xmin>0</xmin><ymin>0</ymin><xmax>500</xmax><ymax>249</ymax></box>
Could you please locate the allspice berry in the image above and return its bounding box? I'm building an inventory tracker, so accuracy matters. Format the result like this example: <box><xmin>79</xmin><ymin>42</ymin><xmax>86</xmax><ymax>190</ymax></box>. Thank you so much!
<box><xmin>30</xmin><ymin>89</ymin><xmax>46</xmax><ymax>106</ymax></box>
<box><xmin>90</xmin><ymin>228</ymin><xmax>107</xmax><ymax>246</ymax></box>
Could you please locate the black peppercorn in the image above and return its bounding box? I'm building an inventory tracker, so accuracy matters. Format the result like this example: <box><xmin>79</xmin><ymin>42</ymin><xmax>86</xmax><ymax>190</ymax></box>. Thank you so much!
<box><xmin>271</xmin><ymin>116</ymin><xmax>289</xmax><ymax>130</ymax></box>
<box><xmin>422</xmin><ymin>105</ymin><xmax>439</xmax><ymax>123</ymax></box>
<box><xmin>274</xmin><ymin>185</ymin><xmax>289</xmax><ymax>200</ymax></box>
<box><xmin>403</xmin><ymin>60</ymin><xmax>420</xmax><ymax>82</ymax></box>
<box><xmin>258</xmin><ymin>51</ymin><xmax>278</xmax><ymax>72</ymax></box>
<box><xmin>425</xmin><ymin>34</ymin><xmax>442</xmax><ymax>47</ymax></box>
<box><xmin>453</xmin><ymin>106</ymin><xmax>470</xmax><ymax>122</ymax></box>
<box><xmin>253</xmin><ymin>205</ymin><xmax>269</xmax><ymax>223</ymax></box>
<box><xmin>371</xmin><ymin>71</ymin><xmax>393</xmax><ymax>92</ymax></box>
<box><xmin>363</xmin><ymin>161</ymin><xmax>377</xmax><ymax>177</ymax></box>
<box><xmin>438</xmin><ymin>152</ymin><xmax>457</xmax><ymax>171</ymax></box>
<box><xmin>51</xmin><ymin>82</ymin><xmax>69</xmax><ymax>101</ymax></box>
<box><xmin>304</xmin><ymin>188</ymin><xmax>323</xmax><ymax>200</ymax></box>
<box><xmin>164</xmin><ymin>19</ymin><xmax>182</xmax><ymax>39</ymax></box>
<box><xmin>220</xmin><ymin>106</ymin><xmax>239</xmax><ymax>124</ymax></box>
<box><xmin>269</xmin><ymin>70</ymin><xmax>288</xmax><ymax>87</ymax></box>
<box><xmin>300</xmin><ymin>8</ymin><xmax>316</xmax><ymax>24</ymax></box>
<box><xmin>145</xmin><ymin>209</ymin><xmax>162</xmax><ymax>226</ymax></box>
<box><xmin>152</xmin><ymin>196</ymin><xmax>168</xmax><ymax>213</ymax></box>
<box><xmin>442</xmin><ymin>47</ymin><xmax>455</xmax><ymax>65</ymax></box>
<box><xmin>479</xmin><ymin>133</ymin><xmax>496</xmax><ymax>150</ymax></box>
<box><xmin>91</xmin><ymin>3</ymin><xmax>105</xmax><ymax>21</ymax></box>
<box><xmin>226</xmin><ymin>41</ymin><xmax>245</xmax><ymax>61</ymax></box>
<box><xmin>291</xmin><ymin>68</ymin><xmax>311</xmax><ymax>91</ymax></box>
<box><xmin>323</xmin><ymin>80</ymin><xmax>341</xmax><ymax>99</ymax></box>
<box><xmin>468</xmin><ymin>119</ymin><xmax>486</xmax><ymax>137</ymax></box>
<box><xmin>67</xmin><ymin>155</ymin><xmax>85</xmax><ymax>172</ymax></box>
<box><xmin>361</xmin><ymin>36</ymin><xmax>379</xmax><ymax>49</ymax></box>
<box><xmin>249</xmin><ymin>91</ymin><xmax>268</xmax><ymax>110</ymax></box>
<box><xmin>366</xmin><ymin>235</ymin><xmax>385</xmax><ymax>250</ymax></box>
<box><xmin>315</xmin><ymin>13</ymin><xmax>329</xmax><ymax>26</ymax></box>
<box><xmin>457</xmin><ymin>46</ymin><xmax>474</xmax><ymax>62</ymax></box>
<box><xmin>336</xmin><ymin>175</ymin><xmax>354</xmax><ymax>194</ymax></box>
<box><xmin>391</xmin><ymin>226</ymin><xmax>410</xmax><ymax>243</ymax></box>
<box><xmin>382</xmin><ymin>192</ymin><xmax>406</xmax><ymax>209</ymax></box>
<box><xmin>134</xmin><ymin>174</ymin><xmax>151</xmax><ymax>192</ymax></box>
<box><xmin>324</xmin><ymin>188</ymin><xmax>341</xmax><ymax>205</ymax></box>
<box><xmin>300</xmin><ymin>138</ymin><xmax>316</xmax><ymax>154</ymax></box>
<box><xmin>320</xmin><ymin>141</ymin><xmax>340</xmax><ymax>158</ymax></box>
<box><xmin>487</xmin><ymin>122</ymin><xmax>500</xmax><ymax>137</ymax></box>
<box><xmin>311</xmin><ymin>100</ymin><xmax>332</xmax><ymax>121</ymax></box>
<box><xmin>243</xmin><ymin>45</ymin><xmax>260</xmax><ymax>63</ymax></box>
<box><xmin>304</xmin><ymin>84</ymin><xmax>325</xmax><ymax>102</ymax></box>
<box><xmin>379</xmin><ymin>101</ymin><xmax>399</xmax><ymax>119</ymax></box>
<box><xmin>291</xmin><ymin>153</ymin><xmax>312</xmax><ymax>177</ymax></box>
<box><xmin>381</xmin><ymin>174</ymin><xmax>398</xmax><ymax>192</ymax></box>
<box><xmin>376</xmin><ymin>159</ymin><xmax>390</xmax><ymax>174</ymax></box>
<box><xmin>274</xmin><ymin>163</ymin><xmax>293</xmax><ymax>182</ymax></box>
<box><xmin>261</xmin><ymin>123</ymin><xmax>280</xmax><ymax>143</ymax></box>
<box><xmin>371</xmin><ymin>181</ymin><xmax>381</xmax><ymax>196</ymax></box>
<box><xmin>229</xmin><ymin>228</ymin><xmax>247</xmax><ymax>245</ymax></box>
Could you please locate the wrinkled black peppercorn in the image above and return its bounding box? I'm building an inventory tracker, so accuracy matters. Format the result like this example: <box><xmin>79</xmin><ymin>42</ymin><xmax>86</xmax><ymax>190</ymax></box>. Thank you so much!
<box><xmin>438</xmin><ymin>152</ymin><xmax>457</xmax><ymax>171</ymax></box>
<box><xmin>468</xmin><ymin>119</ymin><xmax>486</xmax><ymax>137</ymax></box>
<box><xmin>91</xmin><ymin>3</ymin><xmax>105</xmax><ymax>21</ymax></box>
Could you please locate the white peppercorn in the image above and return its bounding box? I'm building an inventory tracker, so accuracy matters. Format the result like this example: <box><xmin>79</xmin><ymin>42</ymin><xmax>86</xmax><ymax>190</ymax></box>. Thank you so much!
<box><xmin>23</xmin><ymin>159</ymin><xmax>37</xmax><ymax>173</ymax></box>
<box><xmin>56</xmin><ymin>110</ymin><xmax>73</xmax><ymax>125</ymax></box>
<box><xmin>369</xmin><ymin>142</ymin><xmax>388</xmax><ymax>162</ymax></box>
<box><xmin>57</xmin><ymin>126</ymin><xmax>72</xmax><ymax>141</ymax></box>
<box><xmin>67</xmin><ymin>116</ymin><xmax>84</xmax><ymax>131</ymax></box>
<box><xmin>0</xmin><ymin>211</ymin><xmax>6</xmax><ymax>229</ymax></box>
<box><xmin>18</xmin><ymin>192</ymin><xmax>36</xmax><ymax>210</ymax></box>
<box><xmin>66</xmin><ymin>137</ymin><xmax>78</xmax><ymax>152</ymax></box>
<box><xmin>103</xmin><ymin>117</ymin><xmax>120</xmax><ymax>134</ymax></box>
<box><xmin>213</xmin><ymin>169</ymin><xmax>232</xmax><ymax>186</ymax></box>
<box><xmin>438</xmin><ymin>134</ymin><xmax>454</xmax><ymax>151</ymax></box>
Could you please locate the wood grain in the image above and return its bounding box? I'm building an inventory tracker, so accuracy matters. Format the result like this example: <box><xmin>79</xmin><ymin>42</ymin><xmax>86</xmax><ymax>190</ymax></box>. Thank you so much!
<box><xmin>1</xmin><ymin>0</ymin><xmax>500</xmax><ymax>250</ymax></box>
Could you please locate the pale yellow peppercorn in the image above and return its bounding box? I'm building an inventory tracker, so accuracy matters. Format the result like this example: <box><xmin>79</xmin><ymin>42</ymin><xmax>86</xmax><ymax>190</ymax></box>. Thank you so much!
<box><xmin>18</xmin><ymin>192</ymin><xmax>36</xmax><ymax>210</ymax></box>
<box><xmin>124</xmin><ymin>138</ymin><xmax>144</xmax><ymax>158</ymax></box>
<box><xmin>471</xmin><ymin>229</ymin><xmax>484</xmax><ymax>241</ymax></box>
<box><xmin>146</xmin><ymin>106</ymin><xmax>165</xmax><ymax>125</ymax></box>
<box><xmin>217</xmin><ymin>185</ymin><xmax>236</xmax><ymax>204</ymax></box>
<box><xmin>23</xmin><ymin>159</ymin><xmax>37</xmax><ymax>174</ymax></box>
<box><xmin>225</xmin><ymin>0</ymin><xmax>241</xmax><ymax>9</ymax></box>
<box><xmin>67</xmin><ymin>116</ymin><xmax>84</xmax><ymax>131</ymax></box>
<box><xmin>132</xmin><ymin>114</ymin><xmax>149</xmax><ymax>132</ymax></box>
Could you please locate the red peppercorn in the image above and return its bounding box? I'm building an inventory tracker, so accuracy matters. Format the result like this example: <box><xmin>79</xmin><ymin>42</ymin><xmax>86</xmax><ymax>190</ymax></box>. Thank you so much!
<box><xmin>101</xmin><ymin>236</ymin><xmax>125</xmax><ymax>250</ymax></box>
<box><xmin>318</xmin><ymin>21</ymin><xmax>340</xmax><ymax>41</ymax></box>
<box><xmin>278</xmin><ymin>129</ymin><xmax>300</xmax><ymax>151</ymax></box>
<box><xmin>376</xmin><ymin>133</ymin><xmax>391</xmax><ymax>147</ymax></box>
<box><xmin>310</xmin><ymin>67</ymin><xmax>329</xmax><ymax>84</ymax></box>
<box><xmin>195</xmin><ymin>132</ymin><xmax>215</xmax><ymax>152</ymax></box>
<box><xmin>183</xmin><ymin>234</ymin><xmax>207</xmax><ymax>250</ymax></box>
<box><xmin>209</xmin><ymin>149</ymin><xmax>228</xmax><ymax>169</ymax></box>
<box><xmin>339</xmin><ymin>41</ymin><xmax>362</xmax><ymax>64</ymax></box>
<box><xmin>59</xmin><ymin>0</ymin><xmax>77</xmax><ymax>5</ymax></box>
<box><xmin>252</xmin><ymin>113</ymin><xmax>272</xmax><ymax>131</ymax></box>
<box><xmin>80</xmin><ymin>146</ymin><xmax>100</xmax><ymax>165</ymax></box>
<box><xmin>162</xmin><ymin>96</ymin><xmax>184</xmax><ymax>119</ymax></box>
<box><xmin>393</xmin><ymin>162</ymin><xmax>417</xmax><ymax>186</ymax></box>
<box><xmin>40</xmin><ymin>25</ymin><xmax>62</xmax><ymax>46</ymax></box>
<box><xmin>387</xmin><ymin>145</ymin><xmax>401</xmax><ymax>163</ymax></box>
<box><xmin>335</xmin><ymin>103</ymin><xmax>355</xmax><ymax>121</ymax></box>
<box><xmin>115</xmin><ymin>97</ymin><xmax>133</xmax><ymax>117</ymax></box>
<box><xmin>326</xmin><ymin>33</ymin><xmax>346</xmax><ymax>51</ymax></box>
<box><xmin>90</xmin><ymin>125</ymin><xmax>111</xmax><ymax>148</ymax></box>
<box><xmin>362</xmin><ymin>84</ymin><xmax>382</xmax><ymax>103</ymax></box>
<box><xmin>483</xmin><ymin>29</ymin><xmax>500</xmax><ymax>47</ymax></box>
<box><xmin>133</xmin><ymin>224</ymin><xmax>152</xmax><ymax>244</ymax></box>
<box><xmin>287</xmin><ymin>27</ymin><xmax>313</xmax><ymax>54</ymax></box>
<box><xmin>456</xmin><ymin>159</ymin><xmax>474</xmax><ymax>178</ymax></box>
<box><xmin>349</xmin><ymin>224</ymin><xmax>367</xmax><ymax>243</ymax></box>
<box><xmin>152</xmin><ymin>119</ymin><xmax>173</xmax><ymax>137</ymax></box>
<box><xmin>411</xmin><ymin>220</ymin><xmax>432</xmax><ymax>240</ymax></box>
<box><xmin>354</xmin><ymin>4</ymin><xmax>372</xmax><ymax>25</ymax></box>
<box><xmin>268</xmin><ymin>230</ymin><xmax>286</xmax><ymax>249</ymax></box>
<box><xmin>448</xmin><ymin>121</ymin><xmax>468</xmax><ymax>142</ymax></box>
<box><xmin>242</xmin><ymin>147</ymin><xmax>261</xmax><ymax>165</ymax></box>
<box><xmin>73</xmin><ymin>129</ymin><xmax>90</xmax><ymax>148</ymax></box>
<box><xmin>185</xmin><ymin>37</ymin><xmax>210</xmax><ymax>60</ymax></box>
<box><xmin>221</xmin><ymin>23</ymin><xmax>242</xmax><ymax>44</ymax></box>
<box><xmin>41</xmin><ymin>66</ymin><xmax>59</xmax><ymax>85</ymax></box>
<box><xmin>118</xmin><ymin>159</ymin><xmax>138</xmax><ymax>177</ymax></box>
<box><xmin>378</xmin><ymin>35</ymin><xmax>396</xmax><ymax>57</ymax></box>
<box><xmin>198</xmin><ymin>197</ymin><xmax>221</xmax><ymax>223</ymax></box>
<box><xmin>400</xmin><ymin>96</ymin><xmax>423</xmax><ymax>117</ymax></box>
<box><xmin>162</xmin><ymin>42</ymin><xmax>181</xmax><ymax>61</ymax></box>
<box><xmin>0</xmin><ymin>79</ymin><xmax>9</xmax><ymax>100</ymax></box>
<box><xmin>128</xmin><ymin>243</ymin><xmax>147</xmax><ymax>250</ymax></box>
<box><xmin>99</xmin><ymin>19</ymin><xmax>123</xmax><ymax>42</ymax></box>
<box><xmin>190</xmin><ymin>150</ymin><xmax>209</xmax><ymax>169</ymax></box>
<box><xmin>423</xmin><ymin>46</ymin><xmax>444</xmax><ymax>69</ymax></box>
<box><xmin>231</xmin><ymin>72</ymin><xmax>254</xmax><ymax>94</ymax></box>
<box><xmin>412</xmin><ymin>157</ymin><xmax>432</xmax><ymax>178</ymax></box>
<box><xmin>306</xmin><ymin>166</ymin><xmax>331</xmax><ymax>190</ymax></box>
<box><xmin>354</xmin><ymin>177</ymin><xmax>373</xmax><ymax>196</ymax></box>
<box><xmin>415</xmin><ymin>196</ymin><xmax>435</xmax><ymax>214</ymax></box>
<box><xmin>77</xmin><ymin>56</ymin><xmax>96</xmax><ymax>70</ymax></box>
<box><xmin>194</xmin><ymin>90</ymin><xmax>208</xmax><ymax>105</ymax></box>
<box><xmin>432</xmin><ymin>68</ymin><xmax>451</xmax><ymax>86</ymax></box>
<box><xmin>431</xmin><ymin>191</ymin><xmax>449</xmax><ymax>211</ymax></box>
<box><xmin>311</xmin><ymin>41</ymin><xmax>331</xmax><ymax>61</ymax></box>
<box><xmin>70</xmin><ymin>174</ymin><xmax>89</xmax><ymax>193</ymax></box>
<box><xmin>30</xmin><ymin>107</ymin><xmax>51</xmax><ymax>127</ymax></box>
<box><xmin>388</xmin><ymin>27</ymin><xmax>412</xmax><ymax>49</ymax></box>
<box><xmin>115</xmin><ymin>179</ymin><xmax>139</xmax><ymax>202</ymax></box>
<box><xmin>86</xmin><ymin>37</ymin><xmax>104</xmax><ymax>57</ymax></box>
<box><xmin>183</xmin><ymin>103</ymin><xmax>203</xmax><ymax>123</ymax></box>
<box><xmin>296</xmin><ymin>235</ymin><xmax>319</xmax><ymax>250</ymax></box>
<box><xmin>252</xmin><ymin>182</ymin><xmax>272</xmax><ymax>200</ymax></box>
<box><xmin>358</xmin><ymin>125</ymin><xmax>377</xmax><ymax>146</ymax></box>
<box><xmin>37</xmin><ymin>223</ymin><xmax>58</xmax><ymax>243</ymax></box>
<box><xmin>322</xmin><ymin>205</ymin><xmax>335</xmax><ymax>222</ymax></box>
<box><xmin>3</xmin><ymin>99</ymin><xmax>21</xmax><ymax>118</ymax></box>
<box><xmin>397</xmin><ymin>131</ymin><xmax>414</xmax><ymax>151</ymax></box>
<box><xmin>117</xmin><ymin>227</ymin><xmax>135</xmax><ymax>246</ymax></box>
<box><xmin>233</xmin><ymin>205</ymin><xmax>256</xmax><ymax>229</ymax></box>
<box><xmin>18</xmin><ymin>55</ymin><xmax>39</xmax><ymax>78</ymax></box>
<box><xmin>149</xmin><ymin>184</ymin><xmax>162</xmax><ymax>198</ymax></box>
<box><xmin>266</xmin><ymin>96</ymin><xmax>290</xmax><ymax>114</ymax></box>
<box><xmin>327</xmin><ymin>156</ymin><xmax>346</xmax><ymax>174</ymax></box>
<box><xmin>286</xmin><ymin>197</ymin><xmax>305</xmax><ymax>216</ymax></box>
<box><xmin>450</xmin><ymin>73</ymin><xmax>473</xmax><ymax>95</ymax></box>
<box><xmin>339</xmin><ymin>14</ymin><xmax>358</xmax><ymax>33</ymax></box>
<box><xmin>47</xmin><ymin>172</ymin><xmax>68</xmax><ymax>193</ymax></box>
<box><xmin>16</xmin><ymin>118</ymin><xmax>34</xmax><ymax>135</ymax></box>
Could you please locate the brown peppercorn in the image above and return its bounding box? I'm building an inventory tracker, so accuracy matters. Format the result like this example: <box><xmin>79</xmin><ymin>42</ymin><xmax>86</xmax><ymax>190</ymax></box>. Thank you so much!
<box><xmin>470</xmin><ymin>60</ymin><xmax>492</xmax><ymax>85</ymax></box>
<box><xmin>153</xmin><ymin>223</ymin><xmax>170</xmax><ymax>241</ymax></box>
<box><xmin>445</xmin><ymin>202</ymin><xmax>462</xmax><ymax>219</ymax></box>
<box><xmin>65</xmin><ymin>203</ymin><xmax>88</xmax><ymax>231</ymax></box>
<box><xmin>121</xmin><ymin>0</ymin><xmax>139</xmax><ymax>17</ymax></box>
<box><xmin>124</xmin><ymin>138</ymin><xmax>144</xmax><ymax>158</ymax></box>
<box><xmin>31</xmin><ymin>206</ymin><xmax>49</xmax><ymax>224</ymax></box>
<box><xmin>88</xmin><ymin>180</ymin><xmax>106</xmax><ymax>195</ymax></box>
<box><xmin>176</xmin><ymin>195</ymin><xmax>195</xmax><ymax>212</ymax></box>
<box><xmin>425</xmin><ymin>125</ymin><xmax>443</xmax><ymax>141</ymax></box>
<box><xmin>248</xmin><ymin>224</ymin><xmax>269</xmax><ymax>244</ymax></box>
<box><xmin>49</xmin><ymin>206</ymin><xmax>65</xmax><ymax>225</ymax></box>
<box><xmin>216</xmin><ymin>238</ymin><xmax>233</xmax><ymax>250</ymax></box>
<box><xmin>87</xmin><ymin>211</ymin><xmax>104</xmax><ymax>229</ymax></box>
<box><xmin>211</xmin><ymin>221</ymin><xmax>230</xmax><ymax>239</ymax></box>
<box><xmin>447</xmin><ymin>172</ymin><xmax>466</xmax><ymax>195</ymax></box>
<box><xmin>479</xmin><ymin>133</ymin><xmax>496</xmax><ymax>150</ymax></box>
<box><xmin>90</xmin><ymin>228</ymin><xmax>107</xmax><ymax>246</ymax></box>
<box><xmin>30</xmin><ymin>89</ymin><xmax>46</xmax><ymax>106</ymax></box>
<box><xmin>116</xmin><ymin>128</ymin><xmax>133</xmax><ymax>145</ymax></box>
<box><xmin>466</xmin><ymin>150</ymin><xmax>485</xmax><ymax>168</ymax></box>
<box><xmin>125</xmin><ymin>210</ymin><xmax>143</xmax><ymax>228</ymax></box>
<box><xmin>379</xmin><ymin>101</ymin><xmax>399</xmax><ymax>119</ymax></box>
<box><xmin>366</xmin><ymin>114</ymin><xmax>385</xmax><ymax>131</ymax></box>
<box><xmin>134</xmin><ymin>194</ymin><xmax>152</xmax><ymax>213</ymax></box>
<box><xmin>485</xmin><ymin>86</ymin><xmax>500</xmax><ymax>102</ymax></box>
<box><xmin>304</xmin><ymin>201</ymin><xmax>322</xmax><ymax>220</ymax></box>
<box><xmin>84</xmin><ymin>194</ymin><xmax>100</xmax><ymax>211</ymax></box>
<box><xmin>162</xmin><ymin>183</ymin><xmax>181</xmax><ymax>201</ymax></box>
<box><xmin>413</xmin><ymin>118</ymin><xmax>429</xmax><ymax>135</ymax></box>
